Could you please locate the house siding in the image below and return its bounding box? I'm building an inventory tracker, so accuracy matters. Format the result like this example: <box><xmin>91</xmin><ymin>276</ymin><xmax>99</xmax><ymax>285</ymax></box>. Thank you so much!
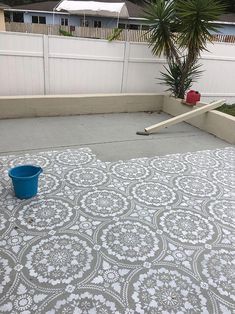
<box><xmin>8</xmin><ymin>10</ymin><xmax>147</xmax><ymax>29</ymax></box>
<box><xmin>218</xmin><ymin>25</ymin><xmax>235</xmax><ymax>35</ymax></box>
<box><xmin>9</xmin><ymin>9</ymin><xmax>234</xmax><ymax>33</ymax></box>
<box><xmin>23</xmin><ymin>12</ymin><xmax>127</xmax><ymax>28</ymax></box>
<box><xmin>212</xmin><ymin>24</ymin><xmax>235</xmax><ymax>35</ymax></box>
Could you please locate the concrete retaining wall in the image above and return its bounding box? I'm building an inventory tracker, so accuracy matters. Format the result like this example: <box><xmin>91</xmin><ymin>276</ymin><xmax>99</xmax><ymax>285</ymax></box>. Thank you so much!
<box><xmin>0</xmin><ymin>93</ymin><xmax>234</xmax><ymax>144</ymax></box>
<box><xmin>163</xmin><ymin>96</ymin><xmax>235</xmax><ymax>144</ymax></box>
<box><xmin>0</xmin><ymin>93</ymin><xmax>163</xmax><ymax>118</ymax></box>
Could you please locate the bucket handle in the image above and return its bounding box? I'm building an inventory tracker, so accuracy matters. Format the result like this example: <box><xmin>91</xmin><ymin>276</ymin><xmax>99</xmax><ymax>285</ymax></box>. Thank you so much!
<box><xmin>36</xmin><ymin>166</ymin><xmax>43</xmax><ymax>175</ymax></box>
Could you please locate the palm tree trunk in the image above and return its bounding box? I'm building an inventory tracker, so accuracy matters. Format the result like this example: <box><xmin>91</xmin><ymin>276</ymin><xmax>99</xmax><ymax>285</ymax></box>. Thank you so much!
<box><xmin>177</xmin><ymin>47</ymin><xmax>199</xmax><ymax>99</ymax></box>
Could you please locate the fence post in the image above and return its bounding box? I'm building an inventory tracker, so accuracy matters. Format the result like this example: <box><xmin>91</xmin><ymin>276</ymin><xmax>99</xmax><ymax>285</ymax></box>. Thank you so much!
<box><xmin>43</xmin><ymin>34</ymin><xmax>50</xmax><ymax>95</ymax></box>
<box><xmin>121</xmin><ymin>40</ymin><xmax>130</xmax><ymax>93</ymax></box>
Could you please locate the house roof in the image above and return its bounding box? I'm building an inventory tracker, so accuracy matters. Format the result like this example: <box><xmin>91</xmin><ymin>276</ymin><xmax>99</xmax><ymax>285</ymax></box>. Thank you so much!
<box><xmin>10</xmin><ymin>0</ymin><xmax>145</xmax><ymax>18</ymax></box>
<box><xmin>218</xmin><ymin>13</ymin><xmax>235</xmax><ymax>24</ymax></box>
<box><xmin>11</xmin><ymin>1</ymin><xmax>59</xmax><ymax>12</ymax></box>
<box><xmin>0</xmin><ymin>2</ymin><xmax>10</xmax><ymax>9</ymax></box>
<box><xmin>6</xmin><ymin>1</ymin><xmax>235</xmax><ymax>23</ymax></box>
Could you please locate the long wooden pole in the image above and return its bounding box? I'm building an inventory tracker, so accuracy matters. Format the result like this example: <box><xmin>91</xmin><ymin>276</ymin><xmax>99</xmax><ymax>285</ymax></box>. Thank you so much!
<box><xmin>144</xmin><ymin>99</ymin><xmax>225</xmax><ymax>134</ymax></box>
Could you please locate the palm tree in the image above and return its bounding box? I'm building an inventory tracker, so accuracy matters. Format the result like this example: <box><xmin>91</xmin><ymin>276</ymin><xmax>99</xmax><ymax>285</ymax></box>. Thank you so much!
<box><xmin>223</xmin><ymin>0</ymin><xmax>235</xmax><ymax>12</ymax></box>
<box><xmin>145</xmin><ymin>0</ymin><xmax>225</xmax><ymax>98</ymax></box>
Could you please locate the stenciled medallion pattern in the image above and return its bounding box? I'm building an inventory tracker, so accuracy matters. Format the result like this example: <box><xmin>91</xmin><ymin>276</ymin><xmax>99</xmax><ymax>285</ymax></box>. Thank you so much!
<box><xmin>0</xmin><ymin>147</ymin><xmax>234</xmax><ymax>313</ymax></box>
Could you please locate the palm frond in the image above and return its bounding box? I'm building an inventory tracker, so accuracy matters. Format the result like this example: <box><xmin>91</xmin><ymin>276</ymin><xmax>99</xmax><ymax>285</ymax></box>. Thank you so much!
<box><xmin>145</xmin><ymin>0</ymin><xmax>180</xmax><ymax>63</ymax></box>
<box><xmin>159</xmin><ymin>60</ymin><xmax>203</xmax><ymax>97</ymax></box>
<box><xmin>145</xmin><ymin>0</ymin><xmax>225</xmax><ymax>99</ymax></box>
<box><xmin>176</xmin><ymin>0</ymin><xmax>225</xmax><ymax>57</ymax></box>
<box><xmin>107</xmin><ymin>28</ymin><xmax>123</xmax><ymax>42</ymax></box>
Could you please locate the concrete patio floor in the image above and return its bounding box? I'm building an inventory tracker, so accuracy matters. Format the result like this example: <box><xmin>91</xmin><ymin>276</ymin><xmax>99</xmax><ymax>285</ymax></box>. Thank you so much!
<box><xmin>0</xmin><ymin>112</ymin><xmax>234</xmax><ymax>313</ymax></box>
<box><xmin>0</xmin><ymin>112</ymin><xmax>232</xmax><ymax>160</ymax></box>
<box><xmin>0</xmin><ymin>144</ymin><xmax>234</xmax><ymax>313</ymax></box>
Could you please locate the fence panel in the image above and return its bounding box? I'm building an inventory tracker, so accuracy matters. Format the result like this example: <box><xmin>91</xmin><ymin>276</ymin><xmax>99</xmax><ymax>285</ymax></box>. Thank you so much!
<box><xmin>0</xmin><ymin>31</ymin><xmax>235</xmax><ymax>102</ymax></box>
<box><xmin>0</xmin><ymin>32</ymin><xmax>45</xmax><ymax>95</ymax></box>
<box><xmin>48</xmin><ymin>36</ymin><xmax>125</xmax><ymax>94</ymax></box>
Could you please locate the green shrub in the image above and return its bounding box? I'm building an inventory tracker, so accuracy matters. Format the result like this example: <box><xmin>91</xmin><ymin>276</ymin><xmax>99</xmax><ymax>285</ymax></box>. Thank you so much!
<box><xmin>216</xmin><ymin>104</ymin><xmax>235</xmax><ymax>116</ymax></box>
<box><xmin>59</xmin><ymin>28</ymin><xmax>73</xmax><ymax>37</ymax></box>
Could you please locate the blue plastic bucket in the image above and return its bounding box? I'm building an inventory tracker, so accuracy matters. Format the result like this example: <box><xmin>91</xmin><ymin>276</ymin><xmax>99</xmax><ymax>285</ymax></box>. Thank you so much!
<box><xmin>8</xmin><ymin>165</ymin><xmax>43</xmax><ymax>199</ymax></box>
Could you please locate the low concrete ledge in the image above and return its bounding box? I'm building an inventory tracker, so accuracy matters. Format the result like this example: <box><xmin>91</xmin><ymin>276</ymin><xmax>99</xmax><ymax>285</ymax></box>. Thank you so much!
<box><xmin>1</xmin><ymin>93</ymin><xmax>234</xmax><ymax>144</ymax></box>
<box><xmin>0</xmin><ymin>93</ymin><xmax>163</xmax><ymax>119</ymax></box>
<box><xmin>163</xmin><ymin>96</ymin><xmax>235</xmax><ymax>144</ymax></box>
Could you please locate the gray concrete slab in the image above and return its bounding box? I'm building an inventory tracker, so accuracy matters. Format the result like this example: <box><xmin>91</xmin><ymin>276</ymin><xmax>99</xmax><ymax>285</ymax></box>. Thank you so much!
<box><xmin>0</xmin><ymin>112</ymin><xmax>232</xmax><ymax>161</ymax></box>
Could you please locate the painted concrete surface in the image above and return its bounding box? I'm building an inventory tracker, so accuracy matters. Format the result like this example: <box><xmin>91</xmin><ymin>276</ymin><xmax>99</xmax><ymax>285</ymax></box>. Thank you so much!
<box><xmin>0</xmin><ymin>112</ymin><xmax>231</xmax><ymax>161</ymax></box>
<box><xmin>0</xmin><ymin>114</ymin><xmax>234</xmax><ymax>313</ymax></box>
<box><xmin>0</xmin><ymin>147</ymin><xmax>234</xmax><ymax>313</ymax></box>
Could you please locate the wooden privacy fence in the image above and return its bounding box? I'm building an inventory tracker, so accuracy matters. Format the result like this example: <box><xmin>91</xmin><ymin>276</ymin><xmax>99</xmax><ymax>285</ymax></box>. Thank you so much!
<box><xmin>5</xmin><ymin>22</ymin><xmax>235</xmax><ymax>43</ymax></box>
<box><xmin>5</xmin><ymin>22</ymin><xmax>151</xmax><ymax>42</ymax></box>
<box><xmin>211</xmin><ymin>34</ymin><xmax>235</xmax><ymax>43</ymax></box>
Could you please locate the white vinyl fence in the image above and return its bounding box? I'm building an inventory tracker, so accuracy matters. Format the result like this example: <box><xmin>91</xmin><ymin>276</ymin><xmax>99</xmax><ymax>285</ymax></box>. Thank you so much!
<box><xmin>0</xmin><ymin>31</ymin><xmax>235</xmax><ymax>103</ymax></box>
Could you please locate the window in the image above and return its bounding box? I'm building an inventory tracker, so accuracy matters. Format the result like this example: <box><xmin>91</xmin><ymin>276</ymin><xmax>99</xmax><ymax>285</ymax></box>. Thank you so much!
<box><xmin>129</xmin><ymin>24</ymin><xmax>140</xmax><ymax>30</ymax></box>
<box><xmin>13</xmin><ymin>12</ymin><xmax>24</xmax><ymax>23</ymax></box>
<box><xmin>32</xmin><ymin>16</ymin><xmax>38</xmax><ymax>23</ymax></box>
<box><xmin>61</xmin><ymin>18</ymin><xmax>68</xmax><ymax>26</ymax></box>
<box><xmin>32</xmin><ymin>16</ymin><xmax>46</xmax><ymax>24</ymax></box>
<box><xmin>141</xmin><ymin>25</ymin><xmax>149</xmax><ymax>31</ymax></box>
<box><xmin>118</xmin><ymin>23</ymin><xmax>126</xmax><ymax>29</ymax></box>
<box><xmin>80</xmin><ymin>19</ymin><xmax>89</xmax><ymax>27</ymax></box>
<box><xmin>4</xmin><ymin>11</ymin><xmax>11</xmax><ymax>23</ymax></box>
<box><xmin>39</xmin><ymin>16</ymin><xmax>46</xmax><ymax>24</ymax></box>
<box><xmin>94</xmin><ymin>20</ymin><xmax>101</xmax><ymax>28</ymax></box>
